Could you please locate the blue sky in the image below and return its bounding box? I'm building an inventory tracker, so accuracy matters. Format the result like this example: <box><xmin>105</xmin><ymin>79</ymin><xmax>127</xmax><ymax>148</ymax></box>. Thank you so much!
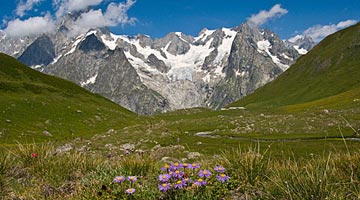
<box><xmin>1</xmin><ymin>0</ymin><xmax>359</xmax><ymax>41</ymax></box>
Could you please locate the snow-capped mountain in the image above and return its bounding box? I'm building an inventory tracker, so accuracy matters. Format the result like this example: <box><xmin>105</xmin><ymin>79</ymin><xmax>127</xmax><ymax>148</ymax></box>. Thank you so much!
<box><xmin>0</xmin><ymin>30</ymin><xmax>36</xmax><ymax>58</ymax></box>
<box><xmin>0</xmin><ymin>19</ymin><xmax>308</xmax><ymax>114</ymax></box>
<box><xmin>287</xmin><ymin>35</ymin><xmax>315</xmax><ymax>55</ymax></box>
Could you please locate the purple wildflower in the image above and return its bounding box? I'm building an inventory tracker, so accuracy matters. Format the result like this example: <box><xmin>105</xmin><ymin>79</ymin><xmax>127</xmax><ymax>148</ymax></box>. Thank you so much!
<box><xmin>159</xmin><ymin>174</ymin><xmax>171</xmax><ymax>182</ymax></box>
<box><xmin>170</xmin><ymin>162</ymin><xmax>182</xmax><ymax>170</ymax></box>
<box><xmin>113</xmin><ymin>176</ymin><xmax>125</xmax><ymax>183</ymax></box>
<box><xmin>182</xmin><ymin>163</ymin><xmax>189</xmax><ymax>169</ymax></box>
<box><xmin>172</xmin><ymin>170</ymin><xmax>184</xmax><ymax>179</ymax></box>
<box><xmin>188</xmin><ymin>163</ymin><xmax>200</xmax><ymax>169</ymax></box>
<box><xmin>161</xmin><ymin>163</ymin><xmax>171</xmax><ymax>171</ymax></box>
<box><xmin>214</xmin><ymin>166</ymin><xmax>226</xmax><ymax>173</ymax></box>
<box><xmin>193</xmin><ymin>178</ymin><xmax>207</xmax><ymax>187</ymax></box>
<box><xmin>127</xmin><ymin>176</ymin><xmax>137</xmax><ymax>182</ymax></box>
<box><xmin>174</xmin><ymin>180</ymin><xmax>185</xmax><ymax>189</ymax></box>
<box><xmin>198</xmin><ymin>170</ymin><xmax>212</xmax><ymax>178</ymax></box>
<box><xmin>217</xmin><ymin>174</ymin><xmax>230</xmax><ymax>182</ymax></box>
<box><xmin>159</xmin><ymin>183</ymin><xmax>171</xmax><ymax>192</ymax></box>
<box><xmin>126</xmin><ymin>188</ymin><xmax>136</xmax><ymax>195</ymax></box>
<box><xmin>182</xmin><ymin>177</ymin><xmax>192</xmax><ymax>186</ymax></box>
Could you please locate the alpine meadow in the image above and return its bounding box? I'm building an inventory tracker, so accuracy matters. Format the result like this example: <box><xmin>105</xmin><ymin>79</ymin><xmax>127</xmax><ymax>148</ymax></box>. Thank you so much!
<box><xmin>0</xmin><ymin>1</ymin><xmax>360</xmax><ymax>199</ymax></box>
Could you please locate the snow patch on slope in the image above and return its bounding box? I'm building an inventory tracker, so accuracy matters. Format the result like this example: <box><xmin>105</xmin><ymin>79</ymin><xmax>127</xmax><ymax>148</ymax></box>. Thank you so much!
<box><xmin>257</xmin><ymin>40</ymin><xmax>289</xmax><ymax>71</ymax></box>
<box><xmin>101</xmin><ymin>33</ymin><xmax>123</xmax><ymax>50</ymax></box>
<box><xmin>165</xmin><ymin>38</ymin><xmax>214</xmax><ymax>81</ymax></box>
<box><xmin>214</xmin><ymin>28</ymin><xmax>237</xmax><ymax>64</ymax></box>
<box><xmin>80</xmin><ymin>74</ymin><xmax>98</xmax><ymax>87</ymax></box>
<box><xmin>64</xmin><ymin>35</ymin><xmax>83</xmax><ymax>56</ymax></box>
<box><xmin>293</xmin><ymin>45</ymin><xmax>308</xmax><ymax>55</ymax></box>
<box><xmin>195</xmin><ymin>29</ymin><xmax>215</xmax><ymax>42</ymax></box>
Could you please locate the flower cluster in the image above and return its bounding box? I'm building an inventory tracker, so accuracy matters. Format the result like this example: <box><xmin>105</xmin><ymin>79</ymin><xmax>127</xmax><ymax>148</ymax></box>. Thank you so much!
<box><xmin>158</xmin><ymin>162</ymin><xmax>230</xmax><ymax>193</ymax></box>
<box><xmin>113</xmin><ymin>175</ymin><xmax>137</xmax><ymax>195</ymax></box>
<box><xmin>214</xmin><ymin>166</ymin><xmax>230</xmax><ymax>183</ymax></box>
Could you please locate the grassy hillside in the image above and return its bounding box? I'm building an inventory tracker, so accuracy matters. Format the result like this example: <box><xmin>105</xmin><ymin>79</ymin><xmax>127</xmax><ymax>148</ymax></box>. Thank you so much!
<box><xmin>0</xmin><ymin>53</ymin><xmax>138</xmax><ymax>144</ymax></box>
<box><xmin>228</xmin><ymin>22</ymin><xmax>360</xmax><ymax>109</ymax></box>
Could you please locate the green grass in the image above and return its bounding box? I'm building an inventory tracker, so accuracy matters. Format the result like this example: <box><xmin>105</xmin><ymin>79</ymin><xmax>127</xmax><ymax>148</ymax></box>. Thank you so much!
<box><xmin>1</xmin><ymin>143</ymin><xmax>360</xmax><ymax>199</ymax></box>
<box><xmin>0</xmin><ymin>53</ymin><xmax>139</xmax><ymax>144</ymax></box>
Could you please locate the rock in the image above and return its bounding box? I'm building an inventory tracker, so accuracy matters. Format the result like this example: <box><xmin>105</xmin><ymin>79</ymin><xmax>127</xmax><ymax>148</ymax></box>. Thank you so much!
<box><xmin>160</xmin><ymin>157</ymin><xmax>179</xmax><ymax>163</ymax></box>
<box><xmin>18</xmin><ymin>35</ymin><xmax>55</xmax><ymax>66</ymax></box>
<box><xmin>152</xmin><ymin>144</ymin><xmax>161</xmax><ymax>150</ymax></box>
<box><xmin>161</xmin><ymin>157</ymin><xmax>171</xmax><ymax>162</ymax></box>
<box><xmin>120</xmin><ymin>143</ymin><xmax>135</xmax><ymax>151</ymax></box>
<box><xmin>105</xmin><ymin>144</ymin><xmax>114</xmax><ymax>150</ymax></box>
<box><xmin>187</xmin><ymin>152</ymin><xmax>201</xmax><ymax>160</ymax></box>
<box><xmin>78</xmin><ymin>145</ymin><xmax>88</xmax><ymax>152</ymax></box>
<box><xmin>107</xmin><ymin>129</ymin><xmax>115</xmax><ymax>134</ymax></box>
<box><xmin>55</xmin><ymin>144</ymin><xmax>73</xmax><ymax>154</ymax></box>
<box><xmin>43</xmin><ymin>131</ymin><xmax>52</xmax><ymax>137</ymax></box>
<box><xmin>135</xmin><ymin>149</ymin><xmax>145</xmax><ymax>156</ymax></box>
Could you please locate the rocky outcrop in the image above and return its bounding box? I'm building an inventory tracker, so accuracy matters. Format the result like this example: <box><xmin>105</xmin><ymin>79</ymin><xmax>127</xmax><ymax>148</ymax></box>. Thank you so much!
<box><xmin>208</xmin><ymin>23</ymin><xmax>296</xmax><ymax>108</ymax></box>
<box><xmin>18</xmin><ymin>35</ymin><xmax>55</xmax><ymax>66</ymax></box>
<box><xmin>91</xmin><ymin>48</ymin><xmax>170</xmax><ymax>114</ymax></box>
<box><xmin>78</xmin><ymin>34</ymin><xmax>106</xmax><ymax>52</ymax></box>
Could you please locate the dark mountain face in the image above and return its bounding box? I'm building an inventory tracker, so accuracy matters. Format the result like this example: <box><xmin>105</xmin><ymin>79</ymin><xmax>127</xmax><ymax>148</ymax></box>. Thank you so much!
<box><xmin>79</xmin><ymin>34</ymin><xmax>106</xmax><ymax>52</ymax></box>
<box><xmin>18</xmin><ymin>35</ymin><xmax>55</xmax><ymax>67</ymax></box>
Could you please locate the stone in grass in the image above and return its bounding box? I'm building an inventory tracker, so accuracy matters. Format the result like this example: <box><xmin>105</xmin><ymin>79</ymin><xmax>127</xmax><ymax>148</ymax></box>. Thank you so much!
<box><xmin>55</xmin><ymin>144</ymin><xmax>73</xmax><ymax>154</ymax></box>
<box><xmin>43</xmin><ymin>131</ymin><xmax>52</xmax><ymax>137</ymax></box>
<box><xmin>120</xmin><ymin>143</ymin><xmax>136</xmax><ymax>151</ymax></box>
<box><xmin>187</xmin><ymin>152</ymin><xmax>201</xmax><ymax>160</ymax></box>
<box><xmin>161</xmin><ymin>157</ymin><xmax>178</xmax><ymax>163</ymax></box>
<box><xmin>152</xmin><ymin>144</ymin><xmax>161</xmax><ymax>151</ymax></box>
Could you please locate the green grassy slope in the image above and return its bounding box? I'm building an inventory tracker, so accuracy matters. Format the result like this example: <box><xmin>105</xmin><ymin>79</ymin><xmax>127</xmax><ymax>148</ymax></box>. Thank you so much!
<box><xmin>0</xmin><ymin>53</ymin><xmax>138</xmax><ymax>144</ymax></box>
<box><xmin>228</xmin><ymin>22</ymin><xmax>360</xmax><ymax>109</ymax></box>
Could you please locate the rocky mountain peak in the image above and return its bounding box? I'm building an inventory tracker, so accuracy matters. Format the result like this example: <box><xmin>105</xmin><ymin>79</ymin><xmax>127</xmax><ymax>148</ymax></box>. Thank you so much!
<box><xmin>136</xmin><ymin>34</ymin><xmax>153</xmax><ymax>48</ymax></box>
<box><xmin>79</xmin><ymin>33</ymin><xmax>106</xmax><ymax>52</ymax></box>
<box><xmin>152</xmin><ymin>32</ymin><xmax>193</xmax><ymax>55</ymax></box>
<box><xmin>287</xmin><ymin>35</ymin><xmax>315</xmax><ymax>52</ymax></box>
<box><xmin>18</xmin><ymin>34</ymin><xmax>55</xmax><ymax>67</ymax></box>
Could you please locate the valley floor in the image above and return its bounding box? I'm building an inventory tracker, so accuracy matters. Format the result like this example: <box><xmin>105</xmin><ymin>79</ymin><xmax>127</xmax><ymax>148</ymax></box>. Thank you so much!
<box><xmin>1</xmin><ymin>103</ymin><xmax>360</xmax><ymax>199</ymax></box>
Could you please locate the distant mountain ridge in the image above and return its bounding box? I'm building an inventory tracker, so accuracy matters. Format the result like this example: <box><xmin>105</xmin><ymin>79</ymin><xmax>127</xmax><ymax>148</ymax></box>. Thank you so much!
<box><xmin>0</xmin><ymin>16</ymin><xmax>315</xmax><ymax>114</ymax></box>
<box><xmin>228</xmin><ymin>22</ymin><xmax>360</xmax><ymax>109</ymax></box>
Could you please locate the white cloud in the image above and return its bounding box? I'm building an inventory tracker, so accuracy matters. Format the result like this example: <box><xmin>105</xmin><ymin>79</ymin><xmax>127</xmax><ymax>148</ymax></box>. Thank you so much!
<box><xmin>291</xmin><ymin>19</ymin><xmax>358</xmax><ymax>43</ymax></box>
<box><xmin>16</xmin><ymin>0</ymin><xmax>44</xmax><ymax>17</ymax></box>
<box><xmin>70</xmin><ymin>9</ymin><xmax>111</xmax><ymax>34</ymax></box>
<box><xmin>3</xmin><ymin>14</ymin><xmax>56</xmax><ymax>37</ymax></box>
<box><xmin>337</xmin><ymin>19</ymin><xmax>357</xmax><ymax>28</ymax></box>
<box><xmin>105</xmin><ymin>0</ymin><xmax>137</xmax><ymax>26</ymax></box>
<box><xmin>247</xmin><ymin>4</ymin><xmax>288</xmax><ymax>27</ymax></box>
<box><xmin>69</xmin><ymin>0</ymin><xmax>137</xmax><ymax>35</ymax></box>
<box><xmin>2</xmin><ymin>0</ymin><xmax>136</xmax><ymax>37</ymax></box>
<box><xmin>55</xmin><ymin>0</ymin><xmax>104</xmax><ymax>18</ymax></box>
